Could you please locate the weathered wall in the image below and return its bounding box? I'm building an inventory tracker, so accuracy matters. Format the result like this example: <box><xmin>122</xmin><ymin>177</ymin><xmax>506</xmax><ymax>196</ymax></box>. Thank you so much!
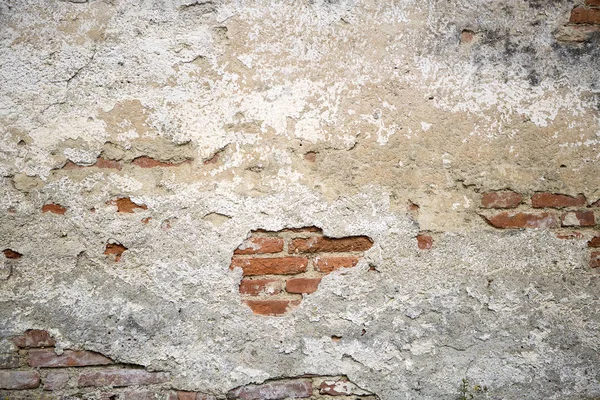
<box><xmin>0</xmin><ymin>0</ymin><xmax>599</xmax><ymax>399</ymax></box>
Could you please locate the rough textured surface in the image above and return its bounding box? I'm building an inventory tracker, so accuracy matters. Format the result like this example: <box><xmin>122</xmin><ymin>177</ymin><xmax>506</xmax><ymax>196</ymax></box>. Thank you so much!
<box><xmin>0</xmin><ymin>0</ymin><xmax>599</xmax><ymax>399</ymax></box>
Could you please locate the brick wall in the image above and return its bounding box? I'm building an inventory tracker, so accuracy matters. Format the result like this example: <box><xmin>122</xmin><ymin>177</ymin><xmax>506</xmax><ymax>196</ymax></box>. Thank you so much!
<box><xmin>558</xmin><ymin>1</ymin><xmax>600</xmax><ymax>41</ymax></box>
<box><xmin>478</xmin><ymin>191</ymin><xmax>600</xmax><ymax>268</ymax></box>
<box><xmin>0</xmin><ymin>330</ymin><xmax>376</xmax><ymax>399</ymax></box>
<box><xmin>230</xmin><ymin>227</ymin><xmax>374</xmax><ymax>316</ymax></box>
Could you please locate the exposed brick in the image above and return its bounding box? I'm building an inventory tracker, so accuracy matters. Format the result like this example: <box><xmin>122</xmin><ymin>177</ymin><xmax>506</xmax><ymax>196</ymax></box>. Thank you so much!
<box><xmin>105</xmin><ymin>243</ymin><xmax>127</xmax><ymax>262</ymax></box>
<box><xmin>280</xmin><ymin>226</ymin><xmax>322</xmax><ymax>233</ymax></box>
<box><xmin>588</xmin><ymin>236</ymin><xmax>600</xmax><ymax>248</ymax></box>
<box><xmin>0</xmin><ymin>354</ymin><xmax>19</xmax><ymax>369</ymax></box>
<box><xmin>587</xmin><ymin>0</ymin><xmax>600</xmax><ymax>6</ymax></box>
<box><xmin>483</xmin><ymin>212</ymin><xmax>559</xmax><ymax>229</ymax></box>
<box><xmin>230</xmin><ymin>257</ymin><xmax>307</xmax><ymax>276</ymax></box>
<box><xmin>177</xmin><ymin>391</ymin><xmax>217</xmax><ymax>400</ymax></box>
<box><xmin>142</xmin><ymin>217</ymin><xmax>152</xmax><ymax>224</ymax></box>
<box><xmin>227</xmin><ymin>379</ymin><xmax>312</xmax><ymax>400</ymax></box>
<box><xmin>0</xmin><ymin>370</ymin><xmax>40</xmax><ymax>390</ymax></box>
<box><xmin>243</xmin><ymin>300</ymin><xmax>301</xmax><ymax>316</ymax></box>
<box><xmin>110</xmin><ymin>197</ymin><xmax>148</xmax><ymax>213</ymax></box>
<box><xmin>12</xmin><ymin>329</ymin><xmax>55</xmax><ymax>348</ymax></box>
<box><xmin>417</xmin><ymin>234</ymin><xmax>433</xmax><ymax>250</ymax></box>
<box><xmin>319</xmin><ymin>378</ymin><xmax>366</xmax><ymax>396</ymax></box>
<box><xmin>94</xmin><ymin>157</ymin><xmax>122</xmax><ymax>170</ymax></box>
<box><xmin>78</xmin><ymin>369</ymin><xmax>170</xmax><ymax>388</ymax></box>
<box><xmin>561</xmin><ymin>211</ymin><xmax>595</xmax><ymax>227</ymax></box>
<box><xmin>120</xmin><ymin>390</ymin><xmax>174</xmax><ymax>400</ymax></box>
<box><xmin>239</xmin><ymin>279</ymin><xmax>283</xmax><ymax>296</ymax></box>
<box><xmin>481</xmin><ymin>191</ymin><xmax>522</xmax><ymax>209</ymax></box>
<box><xmin>556</xmin><ymin>24</ymin><xmax>600</xmax><ymax>42</ymax></box>
<box><xmin>531</xmin><ymin>192</ymin><xmax>586</xmax><ymax>208</ymax></box>
<box><xmin>592</xmin><ymin>198</ymin><xmax>600</xmax><ymax>207</ymax></box>
<box><xmin>314</xmin><ymin>256</ymin><xmax>359</xmax><ymax>273</ymax></box>
<box><xmin>289</xmin><ymin>236</ymin><xmax>373</xmax><ymax>253</ymax></box>
<box><xmin>42</xmin><ymin>203</ymin><xmax>67</xmax><ymax>215</ymax></box>
<box><xmin>132</xmin><ymin>156</ymin><xmax>189</xmax><ymax>168</ymax></box>
<box><xmin>43</xmin><ymin>372</ymin><xmax>69</xmax><ymax>391</ymax></box>
<box><xmin>591</xmin><ymin>252</ymin><xmax>600</xmax><ymax>268</ymax></box>
<box><xmin>3</xmin><ymin>249</ymin><xmax>22</xmax><ymax>259</ymax></box>
<box><xmin>570</xmin><ymin>6</ymin><xmax>600</xmax><ymax>24</ymax></box>
<box><xmin>28</xmin><ymin>349</ymin><xmax>113</xmax><ymax>368</ymax></box>
<box><xmin>234</xmin><ymin>238</ymin><xmax>284</xmax><ymax>255</ymax></box>
<box><xmin>556</xmin><ymin>231</ymin><xmax>584</xmax><ymax>240</ymax></box>
<box><xmin>286</xmin><ymin>277</ymin><xmax>322</xmax><ymax>294</ymax></box>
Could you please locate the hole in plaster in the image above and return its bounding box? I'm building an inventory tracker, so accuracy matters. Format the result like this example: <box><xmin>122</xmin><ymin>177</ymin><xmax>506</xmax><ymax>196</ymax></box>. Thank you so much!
<box><xmin>230</xmin><ymin>227</ymin><xmax>374</xmax><ymax>316</ymax></box>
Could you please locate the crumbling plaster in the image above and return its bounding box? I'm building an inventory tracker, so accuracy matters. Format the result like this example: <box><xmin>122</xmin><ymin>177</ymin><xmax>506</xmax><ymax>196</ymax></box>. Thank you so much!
<box><xmin>0</xmin><ymin>0</ymin><xmax>599</xmax><ymax>399</ymax></box>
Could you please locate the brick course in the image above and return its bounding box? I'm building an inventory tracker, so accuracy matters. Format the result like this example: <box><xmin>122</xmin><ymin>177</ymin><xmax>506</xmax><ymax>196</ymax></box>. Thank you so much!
<box><xmin>230</xmin><ymin>228</ymin><xmax>373</xmax><ymax>316</ymax></box>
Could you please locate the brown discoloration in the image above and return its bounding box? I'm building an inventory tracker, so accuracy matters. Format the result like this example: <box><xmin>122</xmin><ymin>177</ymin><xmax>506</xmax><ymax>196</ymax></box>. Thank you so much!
<box><xmin>104</xmin><ymin>243</ymin><xmax>127</xmax><ymax>262</ymax></box>
<box><xmin>3</xmin><ymin>249</ymin><xmax>22</xmax><ymax>259</ymax></box>
<box><xmin>42</xmin><ymin>203</ymin><xmax>67</xmax><ymax>215</ymax></box>
<box><xmin>289</xmin><ymin>236</ymin><xmax>373</xmax><ymax>253</ymax></box>
<box><xmin>483</xmin><ymin>212</ymin><xmax>560</xmax><ymax>229</ymax></box>
<box><xmin>109</xmin><ymin>197</ymin><xmax>148</xmax><ymax>213</ymax></box>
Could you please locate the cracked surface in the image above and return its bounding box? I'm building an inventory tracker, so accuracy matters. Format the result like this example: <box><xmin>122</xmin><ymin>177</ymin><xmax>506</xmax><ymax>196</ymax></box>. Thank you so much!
<box><xmin>0</xmin><ymin>0</ymin><xmax>599</xmax><ymax>399</ymax></box>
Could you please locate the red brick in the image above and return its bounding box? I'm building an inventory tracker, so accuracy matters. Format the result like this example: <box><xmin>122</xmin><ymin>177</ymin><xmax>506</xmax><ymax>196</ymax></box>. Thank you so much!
<box><xmin>109</xmin><ymin>197</ymin><xmax>148</xmax><ymax>213</ymax></box>
<box><xmin>481</xmin><ymin>191</ymin><xmax>522</xmax><ymax>209</ymax></box>
<box><xmin>239</xmin><ymin>279</ymin><xmax>283</xmax><ymax>296</ymax></box>
<box><xmin>28</xmin><ymin>349</ymin><xmax>113</xmax><ymax>368</ymax></box>
<box><xmin>286</xmin><ymin>277</ymin><xmax>322</xmax><ymax>294</ymax></box>
<box><xmin>230</xmin><ymin>257</ymin><xmax>307</xmax><ymax>276</ymax></box>
<box><xmin>177</xmin><ymin>391</ymin><xmax>216</xmax><ymax>400</ymax></box>
<box><xmin>243</xmin><ymin>300</ymin><xmax>301</xmax><ymax>316</ymax></box>
<box><xmin>132</xmin><ymin>156</ymin><xmax>189</xmax><ymax>168</ymax></box>
<box><xmin>592</xmin><ymin>198</ymin><xmax>600</xmax><ymax>207</ymax></box>
<box><xmin>280</xmin><ymin>226</ymin><xmax>322</xmax><ymax>233</ymax></box>
<box><xmin>319</xmin><ymin>378</ymin><xmax>364</xmax><ymax>396</ymax></box>
<box><xmin>78</xmin><ymin>369</ymin><xmax>170</xmax><ymax>387</ymax></box>
<box><xmin>105</xmin><ymin>243</ymin><xmax>127</xmax><ymax>262</ymax></box>
<box><xmin>417</xmin><ymin>234</ymin><xmax>433</xmax><ymax>250</ymax></box>
<box><xmin>289</xmin><ymin>236</ymin><xmax>373</xmax><ymax>253</ymax></box>
<box><xmin>561</xmin><ymin>211</ymin><xmax>595</xmax><ymax>227</ymax></box>
<box><xmin>94</xmin><ymin>157</ymin><xmax>122</xmax><ymax>170</ymax></box>
<box><xmin>591</xmin><ymin>252</ymin><xmax>600</xmax><ymax>268</ymax></box>
<box><xmin>0</xmin><ymin>370</ymin><xmax>40</xmax><ymax>389</ymax></box>
<box><xmin>42</xmin><ymin>203</ymin><xmax>67</xmax><ymax>215</ymax></box>
<box><xmin>12</xmin><ymin>329</ymin><xmax>55</xmax><ymax>348</ymax></box>
<box><xmin>0</xmin><ymin>354</ymin><xmax>19</xmax><ymax>369</ymax></box>
<box><xmin>234</xmin><ymin>238</ymin><xmax>284</xmax><ymax>255</ymax></box>
<box><xmin>570</xmin><ymin>7</ymin><xmax>600</xmax><ymax>24</ymax></box>
<box><xmin>483</xmin><ymin>212</ymin><xmax>559</xmax><ymax>229</ymax></box>
<box><xmin>588</xmin><ymin>236</ymin><xmax>600</xmax><ymax>247</ymax></box>
<box><xmin>43</xmin><ymin>372</ymin><xmax>69</xmax><ymax>391</ymax></box>
<box><xmin>531</xmin><ymin>192</ymin><xmax>586</xmax><ymax>208</ymax></box>
<box><xmin>314</xmin><ymin>257</ymin><xmax>359</xmax><ymax>273</ymax></box>
<box><xmin>227</xmin><ymin>379</ymin><xmax>312</xmax><ymax>400</ymax></box>
<box><xmin>3</xmin><ymin>249</ymin><xmax>22</xmax><ymax>259</ymax></box>
<box><xmin>120</xmin><ymin>390</ymin><xmax>176</xmax><ymax>400</ymax></box>
<box><xmin>555</xmin><ymin>231</ymin><xmax>584</xmax><ymax>240</ymax></box>
<box><xmin>587</xmin><ymin>0</ymin><xmax>600</xmax><ymax>6</ymax></box>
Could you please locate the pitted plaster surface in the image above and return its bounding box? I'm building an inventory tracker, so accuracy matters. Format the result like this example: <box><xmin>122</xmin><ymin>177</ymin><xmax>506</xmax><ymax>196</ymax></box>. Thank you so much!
<box><xmin>0</xmin><ymin>0</ymin><xmax>599</xmax><ymax>399</ymax></box>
